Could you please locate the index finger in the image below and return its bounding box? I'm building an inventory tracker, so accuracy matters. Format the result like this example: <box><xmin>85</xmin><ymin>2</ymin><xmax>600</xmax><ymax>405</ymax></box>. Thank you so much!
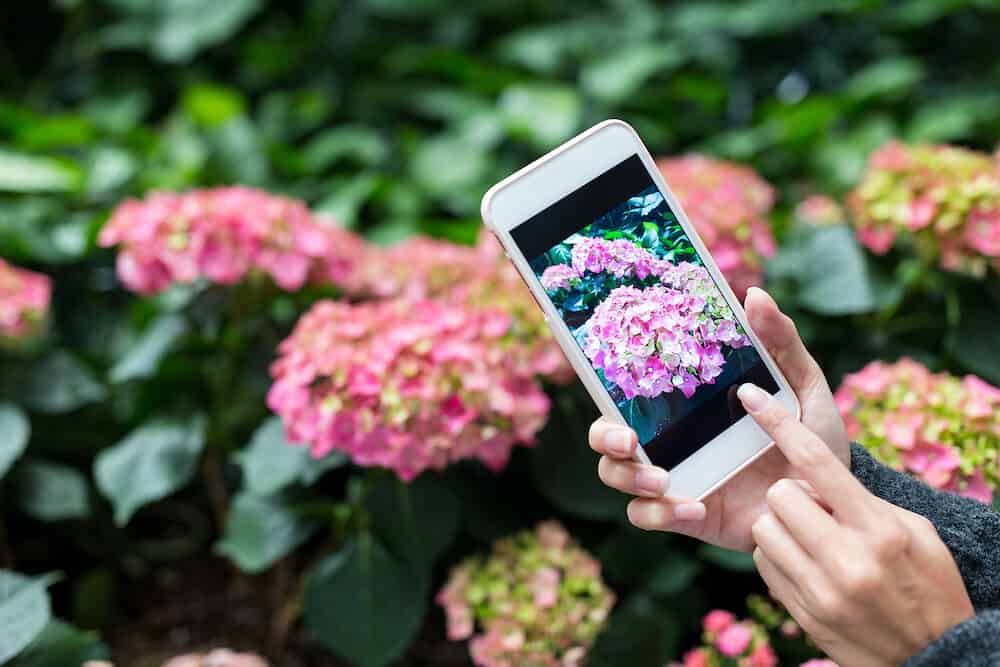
<box><xmin>737</xmin><ymin>383</ymin><xmax>869</xmax><ymax>522</ymax></box>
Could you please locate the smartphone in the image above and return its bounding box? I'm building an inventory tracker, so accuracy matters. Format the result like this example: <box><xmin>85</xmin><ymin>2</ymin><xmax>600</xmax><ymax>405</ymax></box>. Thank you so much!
<box><xmin>481</xmin><ymin>120</ymin><xmax>799</xmax><ymax>500</ymax></box>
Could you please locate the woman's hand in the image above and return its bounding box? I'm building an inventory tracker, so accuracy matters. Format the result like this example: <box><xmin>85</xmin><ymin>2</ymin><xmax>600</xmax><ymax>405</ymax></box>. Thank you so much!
<box><xmin>743</xmin><ymin>384</ymin><xmax>975</xmax><ymax>667</ymax></box>
<box><xmin>588</xmin><ymin>287</ymin><xmax>850</xmax><ymax>552</ymax></box>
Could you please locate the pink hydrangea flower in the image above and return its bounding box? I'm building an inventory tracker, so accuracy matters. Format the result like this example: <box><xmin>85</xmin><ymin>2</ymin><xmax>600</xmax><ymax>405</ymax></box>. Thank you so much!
<box><xmin>0</xmin><ymin>259</ymin><xmax>51</xmax><ymax>341</ymax></box>
<box><xmin>800</xmin><ymin>661</ymin><xmax>840</xmax><ymax>667</ymax></box>
<box><xmin>847</xmin><ymin>141</ymin><xmax>1000</xmax><ymax>277</ymax></box>
<box><xmin>682</xmin><ymin>648</ymin><xmax>710</xmax><ymax>667</ymax></box>
<box><xmin>438</xmin><ymin>522</ymin><xmax>615</xmax><ymax>667</ymax></box>
<box><xmin>540</xmin><ymin>263</ymin><xmax>581</xmax><ymax>291</ymax></box>
<box><xmin>268</xmin><ymin>298</ymin><xmax>553</xmax><ymax>480</ymax></box>
<box><xmin>716</xmin><ymin>622</ymin><xmax>753</xmax><ymax>656</ymax></box>
<box><xmin>834</xmin><ymin>358</ymin><xmax>998</xmax><ymax>503</ymax></box>
<box><xmin>702</xmin><ymin>609</ymin><xmax>736</xmax><ymax>633</ymax></box>
<box><xmin>98</xmin><ymin>187</ymin><xmax>364</xmax><ymax>294</ymax></box>
<box><xmin>346</xmin><ymin>232</ymin><xmax>572</xmax><ymax>384</ymax></box>
<box><xmin>656</xmin><ymin>155</ymin><xmax>777</xmax><ymax>299</ymax></box>
<box><xmin>583</xmin><ymin>273</ymin><xmax>749</xmax><ymax>400</ymax></box>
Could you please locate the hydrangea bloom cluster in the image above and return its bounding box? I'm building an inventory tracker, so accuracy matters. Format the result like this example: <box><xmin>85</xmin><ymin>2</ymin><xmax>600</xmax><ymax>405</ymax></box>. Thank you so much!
<box><xmin>834</xmin><ymin>358</ymin><xmax>999</xmax><ymax>504</ymax></box>
<box><xmin>348</xmin><ymin>232</ymin><xmax>571</xmax><ymax>383</ymax></box>
<box><xmin>0</xmin><ymin>259</ymin><xmax>51</xmax><ymax>341</ymax></box>
<box><xmin>846</xmin><ymin>141</ymin><xmax>1000</xmax><ymax>277</ymax></box>
<box><xmin>667</xmin><ymin>601</ymin><xmax>837</xmax><ymax>667</ymax></box>
<box><xmin>267</xmin><ymin>297</ymin><xmax>551</xmax><ymax>480</ymax></box>
<box><xmin>98</xmin><ymin>187</ymin><xmax>364</xmax><ymax>294</ymax></box>
<box><xmin>584</xmin><ymin>277</ymin><xmax>749</xmax><ymax>399</ymax></box>
<box><xmin>794</xmin><ymin>195</ymin><xmax>846</xmax><ymax>226</ymax></box>
<box><xmin>656</xmin><ymin>155</ymin><xmax>778</xmax><ymax>299</ymax></box>
<box><xmin>437</xmin><ymin>521</ymin><xmax>615</xmax><ymax>667</ymax></box>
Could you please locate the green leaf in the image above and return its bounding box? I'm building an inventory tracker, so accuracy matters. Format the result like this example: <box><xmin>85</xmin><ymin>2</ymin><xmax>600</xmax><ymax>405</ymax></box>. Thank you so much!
<box><xmin>581</xmin><ymin>44</ymin><xmax>685</xmax><ymax>103</ymax></box>
<box><xmin>303</xmin><ymin>534</ymin><xmax>425</xmax><ymax>667</ymax></box>
<box><xmin>182</xmin><ymin>84</ymin><xmax>246</xmax><ymax>127</ymax></box>
<box><xmin>410</xmin><ymin>134</ymin><xmax>488</xmax><ymax>195</ymax></box>
<box><xmin>108</xmin><ymin>314</ymin><xmax>188</xmax><ymax>384</ymax></box>
<box><xmin>589</xmin><ymin>594</ymin><xmax>678</xmax><ymax>667</ymax></box>
<box><xmin>0</xmin><ymin>571</ymin><xmax>52</xmax><ymax>664</ymax></box>
<box><xmin>94</xmin><ymin>415</ymin><xmax>207</xmax><ymax>525</ymax></box>
<box><xmin>85</xmin><ymin>146</ymin><xmax>138</xmax><ymax>196</ymax></box>
<box><xmin>301</xmin><ymin>127</ymin><xmax>388</xmax><ymax>172</ymax></box>
<box><xmin>644</xmin><ymin>553</ymin><xmax>702</xmax><ymax>596</ymax></box>
<box><xmin>8</xmin><ymin>620</ymin><xmax>108</xmax><ymax>667</ymax></box>
<box><xmin>13</xmin><ymin>459</ymin><xmax>90</xmax><ymax>522</ymax></box>
<box><xmin>238</xmin><ymin>417</ymin><xmax>347</xmax><ymax>495</ymax></box>
<box><xmin>499</xmin><ymin>84</ymin><xmax>582</xmax><ymax>149</ymax></box>
<box><xmin>0</xmin><ymin>403</ymin><xmax>30</xmax><ymax>480</ymax></box>
<box><xmin>698</xmin><ymin>544</ymin><xmax>757</xmax><ymax>572</ymax></box>
<box><xmin>210</xmin><ymin>116</ymin><xmax>269</xmax><ymax>185</ymax></box>
<box><xmin>366</xmin><ymin>474</ymin><xmax>460</xmax><ymax>572</ymax></box>
<box><xmin>214</xmin><ymin>491</ymin><xmax>321</xmax><ymax>573</ymax></box>
<box><xmin>531</xmin><ymin>394</ymin><xmax>625</xmax><ymax>521</ymax></box>
<box><xmin>0</xmin><ymin>151</ymin><xmax>81</xmax><ymax>193</ymax></box>
<box><xmin>947</xmin><ymin>302</ymin><xmax>1000</xmax><ymax>385</ymax></box>
<box><xmin>5</xmin><ymin>351</ymin><xmax>106</xmax><ymax>414</ymax></box>
<box><xmin>845</xmin><ymin>58</ymin><xmax>924</xmax><ymax>101</ymax></box>
<box><xmin>314</xmin><ymin>173</ymin><xmax>382</xmax><ymax>228</ymax></box>
<box><xmin>768</xmin><ymin>225</ymin><xmax>882</xmax><ymax>315</ymax></box>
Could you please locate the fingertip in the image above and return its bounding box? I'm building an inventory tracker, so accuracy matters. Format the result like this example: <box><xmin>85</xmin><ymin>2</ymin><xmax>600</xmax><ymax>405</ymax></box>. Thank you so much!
<box><xmin>737</xmin><ymin>383</ymin><xmax>770</xmax><ymax>412</ymax></box>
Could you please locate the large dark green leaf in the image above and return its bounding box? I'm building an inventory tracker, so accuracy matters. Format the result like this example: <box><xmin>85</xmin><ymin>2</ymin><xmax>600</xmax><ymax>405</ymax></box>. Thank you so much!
<box><xmin>8</xmin><ymin>620</ymin><xmax>108</xmax><ymax>667</ymax></box>
<box><xmin>947</xmin><ymin>301</ymin><xmax>1000</xmax><ymax>385</ymax></box>
<box><xmin>13</xmin><ymin>459</ymin><xmax>90</xmax><ymax>521</ymax></box>
<box><xmin>499</xmin><ymin>84</ymin><xmax>581</xmax><ymax>149</ymax></box>
<box><xmin>303</xmin><ymin>534</ymin><xmax>425</xmax><ymax>667</ymax></box>
<box><xmin>0</xmin><ymin>571</ymin><xmax>53</xmax><ymax>664</ymax></box>
<box><xmin>698</xmin><ymin>544</ymin><xmax>756</xmax><ymax>572</ymax></box>
<box><xmin>768</xmin><ymin>225</ymin><xmax>885</xmax><ymax>315</ymax></box>
<box><xmin>3</xmin><ymin>351</ymin><xmax>106</xmax><ymax>414</ymax></box>
<box><xmin>108</xmin><ymin>314</ymin><xmax>188</xmax><ymax>384</ymax></box>
<box><xmin>237</xmin><ymin>417</ymin><xmax>347</xmax><ymax>495</ymax></box>
<box><xmin>366</xmin><ymin>474</ymin><xmax>460</xmax><ymax>573</ymax></box>
<box><xmin>581</xmin><ymin>44</ymin><xmax>685</xmax><ymax>103</ymax></box>
<box><xmin>0</xmin><ymin>403</ymin><xmax>29</xmax><ymax>480</ymax></box>
<box><xmin>531</xmin><ymin>394</ymin><xmax>625</xmax><ymax>521</ymax></box>
<box><xmin>94</xmin><ymin>415</ymin><xmax>207</xmax><ymax>525</ymax></box>
<box><xmin>589</xmin><ymin>594</ymin><xmax>678</xmax><ymax>667</ymax></box>
<box><xmin>214</xmin><ymin>491</ymin><xmax>321</xmax><ymax>573</ymax></box>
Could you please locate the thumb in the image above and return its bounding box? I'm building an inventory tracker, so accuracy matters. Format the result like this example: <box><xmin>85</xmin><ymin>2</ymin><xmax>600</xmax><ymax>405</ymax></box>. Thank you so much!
<box><xmin>744</xmin><ymin>287</ymin><xmax>824</xmax><ymax>397</ymax></box>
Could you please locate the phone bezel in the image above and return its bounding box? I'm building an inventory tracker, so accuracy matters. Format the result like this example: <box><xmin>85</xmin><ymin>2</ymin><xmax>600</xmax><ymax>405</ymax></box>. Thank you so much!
<box><xmin>481</xmin><ymin>119</ymin><xmax>800</xmax><ymax>501</ymax></box>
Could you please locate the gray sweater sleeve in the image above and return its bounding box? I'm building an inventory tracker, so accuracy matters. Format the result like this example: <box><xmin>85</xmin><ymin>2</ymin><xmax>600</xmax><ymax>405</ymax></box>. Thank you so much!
<box><xmin>850</xmin><ymin>444</ymin><xmax>1000</xmax><ymax>666</ymax></box>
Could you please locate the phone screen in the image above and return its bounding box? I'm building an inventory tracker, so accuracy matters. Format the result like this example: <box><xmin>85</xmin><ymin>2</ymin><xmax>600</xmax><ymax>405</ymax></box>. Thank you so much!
<box><xmin>510</xmin><ymin>154</ymin><xmax>780</xmax><ymax>470</ymax></box>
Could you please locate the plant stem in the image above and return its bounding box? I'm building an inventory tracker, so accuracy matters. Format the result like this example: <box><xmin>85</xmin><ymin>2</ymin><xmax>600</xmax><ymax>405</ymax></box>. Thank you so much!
<box><xmin>202</xmin><ymin>448</ymin><xmax>229</xmax><ymax>533</ymax></box>
<box><xmin>0</xmin><ymin>512</ymin><xmax>14</xmax><ymax>569</ymax></box>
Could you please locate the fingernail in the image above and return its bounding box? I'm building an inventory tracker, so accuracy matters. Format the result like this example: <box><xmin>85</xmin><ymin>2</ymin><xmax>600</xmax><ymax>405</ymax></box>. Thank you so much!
<box><xmin>635</xmin><ymin>467</ymin><xmax>668</xmax><ymax>495</ymax></box>
<box><xmin>603</xmin><ymin>429</ymin><xmax>631</xmax><ymax>456</ymax></box>
<box><xmin>737</xmin><ymin>383</ymin><xmax>769</xmax><ymax>412</ymax></box>
<box><xmin>674</xmin><ymin>502</ymin><xmax>706</xmax><ymax>521</ymax></box>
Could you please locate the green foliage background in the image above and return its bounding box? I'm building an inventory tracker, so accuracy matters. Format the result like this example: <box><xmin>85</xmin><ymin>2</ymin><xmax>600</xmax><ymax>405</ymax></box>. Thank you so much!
<box><xmin>2</xmin><ymin>1</ymin><xmax>1000</xmax><ymax>665</ymax></box>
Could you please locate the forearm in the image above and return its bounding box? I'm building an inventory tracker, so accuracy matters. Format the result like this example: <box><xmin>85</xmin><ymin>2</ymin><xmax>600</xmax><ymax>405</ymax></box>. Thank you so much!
<box><xmin>904</xmin><ymin>610</ymin><xmax>1000</xmax><ymax>667</ymax></box>
<box><xmin>850</xmin><ymin>444</ymin><xmax>1000</xmax><ymax>610</ymax></box>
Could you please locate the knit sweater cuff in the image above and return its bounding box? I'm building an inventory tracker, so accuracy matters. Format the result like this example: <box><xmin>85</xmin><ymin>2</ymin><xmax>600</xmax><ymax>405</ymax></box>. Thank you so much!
<box><xmin>904</xmin><ymin>610</ymin><xmax>1000</xmax><ymax>667</ymax></box>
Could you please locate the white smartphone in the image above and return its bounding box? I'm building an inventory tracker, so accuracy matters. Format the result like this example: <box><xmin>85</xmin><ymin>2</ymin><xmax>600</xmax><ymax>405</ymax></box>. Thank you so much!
<box><xmin>481</xmin><ymin>119</ymin><xmax>799</xmax><ymax>500</ymax></box>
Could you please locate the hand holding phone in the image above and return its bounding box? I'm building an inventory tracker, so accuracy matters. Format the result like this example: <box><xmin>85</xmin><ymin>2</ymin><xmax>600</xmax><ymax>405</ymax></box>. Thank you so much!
<box><xmin>483</xmin><ymin>120</ymin><xmax>802</xmax><ymax>500</ymax></box>
<box><xmin>591</xmin><ymin>286</ymin><xmax>851</xmax><ymax>552</ymax></box>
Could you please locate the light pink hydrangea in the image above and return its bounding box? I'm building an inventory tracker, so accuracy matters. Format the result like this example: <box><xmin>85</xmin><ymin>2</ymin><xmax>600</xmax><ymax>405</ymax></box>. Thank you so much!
<box><xmin>835</xmin><ymin>358</ymin><xmax>999</xmax><ymax>504</ymax></box>
<box><xmin>347</xmin><ymin>232</ymin><xmax>572</xmax><ymax>384</ymax></box>
<box><xmin>656</xmin><ymin>155</ymin><xmax>777</xmax><ymax>299</ymax></box>
<box><xmin>267</xmin><ymin>297</ymin><xmax>551</xmax><ymax>480</ymax></box>
<box><xmin>847</xmin><ymin>141</ymin><xmax>1000</xmax><ymax>277</ymax></box>
<box><xmin>584</xmin><ymin>274</ymin><xmax>749</xmax><ymax>400</ymax></box>
<box><xmin>98</xmin><ymin>187</ymin><xmax>364</xmax><ymax>294</ymax></box>
<box><xmin>437</xmin><ymin>521</ymin><xmax>615</xmax><ymax>667</ymax></box>
<box><xmin>668</xmin><ymin>600</ymin><xmax>837</xmax><ymax>667</ymax></box>
<box><xmin>0</xmin><ymin>259</ymin><xmax>51</xmax><ymax>341</ymax></box>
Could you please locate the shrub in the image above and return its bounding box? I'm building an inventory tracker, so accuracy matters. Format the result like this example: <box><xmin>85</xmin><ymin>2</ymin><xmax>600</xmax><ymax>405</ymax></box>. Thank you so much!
<box><xmin>835</xmin><ymin>358</ymin><xmax>999</xmax><ymax>504</ymax></box>
<box><xmin>438</xmin><ymin>521</ymin><xmax>615</xmax><ymax>667</ymax></box>
<box><xmin>847</xmin><ymin>142</ymin><xmax>1000</xmax><ymax>278</ymax></box>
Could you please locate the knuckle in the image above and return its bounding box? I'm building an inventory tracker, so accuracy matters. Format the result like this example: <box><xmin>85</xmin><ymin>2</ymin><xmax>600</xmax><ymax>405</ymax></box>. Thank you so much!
<box><xmin>627</xmin><ymin>500</ymin><xmax>667</xmax><ymax>531</ymax></box>
<box><xmin>838</xmin><ymin>563</ymin><xmax>881</xmax><ymax>598</ymax></box>
<box><xmin>811</xmin><ymin>586</ymin><xmax>848</xmax><ymax>625</ymax></box>
<box><xmin>873</xmin><ymin>524</ymin><xmax>910</xmax><ymax>560</ymax></box>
